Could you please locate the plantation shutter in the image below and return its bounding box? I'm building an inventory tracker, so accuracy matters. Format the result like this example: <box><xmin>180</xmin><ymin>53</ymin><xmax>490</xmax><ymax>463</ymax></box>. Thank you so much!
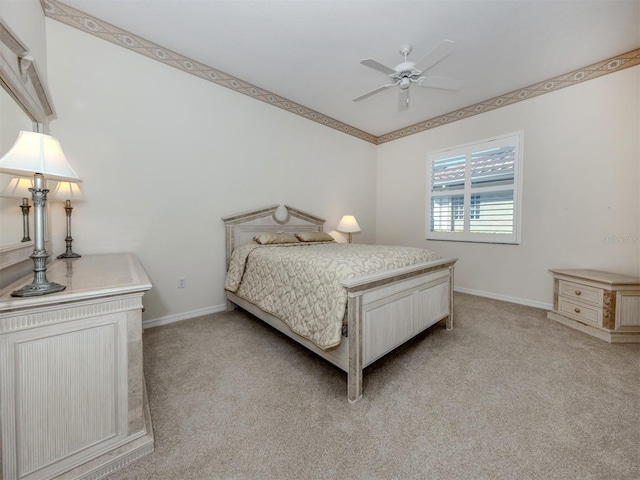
<box><xmin>426</xmin><ymin>133</ymin><xmax>522</xmax><ymax>244</ymax></box>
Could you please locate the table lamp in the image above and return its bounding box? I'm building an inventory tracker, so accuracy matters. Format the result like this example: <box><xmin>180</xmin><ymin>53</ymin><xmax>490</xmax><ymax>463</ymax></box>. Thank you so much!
<box><xmin>0</xmin><ymin>176</ymin><xmax>34</xmax><ymax>242</ymax></box>
<box><xmin>336</xmin><ymin>215</ymin><xmax>361</xmax><ymax>243</ymax></box>
<box><xmin>0</xmin><ymin>131</ymin><xmax>82</xmax><ymax>297</ymax></box>
<box><xmin>49</xmin><ymin>180</ymin><xmax>84</xmax><ymax>258</ymax></box>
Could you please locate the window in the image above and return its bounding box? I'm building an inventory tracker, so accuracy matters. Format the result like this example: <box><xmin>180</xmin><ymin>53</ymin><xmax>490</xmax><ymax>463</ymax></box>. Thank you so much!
<box><xmin>427</xmin><ymin>132</ymin><xmax>523</xmax><ymax>244</ymax></box>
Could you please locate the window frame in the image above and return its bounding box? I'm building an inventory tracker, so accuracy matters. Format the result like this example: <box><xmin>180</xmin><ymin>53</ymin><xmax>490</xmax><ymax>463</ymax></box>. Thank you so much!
<box><xmin>426</xmin><ymin>131</ymin><xmax>524</xmax><ymax>244</ymax></box>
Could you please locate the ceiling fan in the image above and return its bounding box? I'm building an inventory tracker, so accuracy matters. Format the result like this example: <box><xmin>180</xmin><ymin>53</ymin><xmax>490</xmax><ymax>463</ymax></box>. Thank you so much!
<box><xmin>353</xmin><ymin>40</ymin><xmax>463</xmax><ymax>112</ymax></box>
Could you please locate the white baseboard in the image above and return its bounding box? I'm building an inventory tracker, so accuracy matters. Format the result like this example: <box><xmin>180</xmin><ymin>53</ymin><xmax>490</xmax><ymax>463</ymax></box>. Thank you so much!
<box><xmin>142</xmin><ymin>289</ymin><xmax>552</xmax><ymax>330</ymax></box>
<box><xmin>454</xmin><ymin>286</ymin><xmax>553</xmax><ymax>311</ymax></box>
<box><xmin>142</xmin><ymin>304</ymin><xmax>227</xmax><ymax>329</ymax></box>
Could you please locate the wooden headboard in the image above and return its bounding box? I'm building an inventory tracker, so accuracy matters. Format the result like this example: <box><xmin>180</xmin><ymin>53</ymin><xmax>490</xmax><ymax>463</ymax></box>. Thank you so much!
<box><xmin>222</xmin><ymin>205</ymin><xmax>325</xmax><ymax>269</ymax></box>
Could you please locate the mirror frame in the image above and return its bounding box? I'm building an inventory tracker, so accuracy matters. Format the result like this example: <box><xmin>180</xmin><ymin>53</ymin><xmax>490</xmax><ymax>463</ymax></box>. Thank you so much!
<box><xmin>0</xmin><ymin>19</ymin><xmax>56</xmax><ymax>270</ymax></box>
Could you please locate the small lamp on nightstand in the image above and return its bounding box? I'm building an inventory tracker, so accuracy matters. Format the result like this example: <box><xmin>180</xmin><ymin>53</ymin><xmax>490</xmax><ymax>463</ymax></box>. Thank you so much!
<box><xmin>336</xmin><ymin>215</ymin><xmax>361</xmax><ymax>243</ymax></box>
<box><xmin>49</xmin><ymin>180</ymin><xmax>84</xmax><ymax>258</ymax></box>
<box><xmin>0</xmin><ymin>176</ymin><xmax>34</xmax><ymax>242</ymax></box>
<box><xmin>0</xmin><ymin>130</ymin><xmax>82</xmax><ymax>297</ymax></box>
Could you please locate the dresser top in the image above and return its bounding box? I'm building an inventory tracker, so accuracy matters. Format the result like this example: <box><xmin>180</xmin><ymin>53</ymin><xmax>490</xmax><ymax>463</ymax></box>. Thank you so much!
<box><xmin>549</xmin><ymin>268</ymin><xmax>640</xmax><ymax>286</ymax></box>
<box><xmin>0</xmin><ymin>253</ymin><xmax>151</xmax><ymax>311</ymax></box>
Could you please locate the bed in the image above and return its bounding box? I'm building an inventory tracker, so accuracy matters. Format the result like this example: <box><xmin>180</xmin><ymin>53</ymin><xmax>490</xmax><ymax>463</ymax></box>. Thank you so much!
<box><xmin>222</xmin><ymin>205</ymin><xmax>457</xmax><ymax>403</ymax></box>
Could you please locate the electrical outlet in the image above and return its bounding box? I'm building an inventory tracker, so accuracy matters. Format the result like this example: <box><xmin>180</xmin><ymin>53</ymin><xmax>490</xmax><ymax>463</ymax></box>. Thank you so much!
<box><xmin>178</xmin><ymin>277</ymin><xmax>186</xmax><ymax>288</ymax></box>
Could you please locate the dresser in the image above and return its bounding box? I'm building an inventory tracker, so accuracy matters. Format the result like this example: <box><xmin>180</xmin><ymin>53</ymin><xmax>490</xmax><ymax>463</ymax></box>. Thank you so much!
<box><xmin>548</xmin><ymin>269</ymin><xmax>640</xmax><ymax>343</ymax></box>
<box><xmin>0</xmin><ymin>253</ymin><xmax>154</xmax><ymax>480</ymax></box>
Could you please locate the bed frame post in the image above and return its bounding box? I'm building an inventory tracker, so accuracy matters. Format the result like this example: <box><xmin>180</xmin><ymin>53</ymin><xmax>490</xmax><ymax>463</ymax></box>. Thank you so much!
<box><xmin>347</xmin><ymin>293</ymin><xmax>363</xmax><ymax>403</ymax></box>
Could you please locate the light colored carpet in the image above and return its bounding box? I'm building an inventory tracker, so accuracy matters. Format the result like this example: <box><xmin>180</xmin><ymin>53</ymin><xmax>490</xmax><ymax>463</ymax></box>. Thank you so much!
<box><xmin>106</xmin><ymin>293</ymin><xmax>639</xmax><ymax>480</ymax></box>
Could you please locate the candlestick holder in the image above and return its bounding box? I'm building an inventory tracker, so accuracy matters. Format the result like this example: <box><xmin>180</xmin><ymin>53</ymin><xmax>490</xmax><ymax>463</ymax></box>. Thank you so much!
<box><xmin>58</xmin><ymin>199</ymin><xmax>81</xmax><ymax>258</ymax></box>
<box><xmin>20</xmin><ymin>197</ymin><xmax>32</xmax><ymax>242</ymax></box>
<box><xmin>50</xmin><ymin>181</ymin><xmax>84</xmax><ymax>259</ymax></box>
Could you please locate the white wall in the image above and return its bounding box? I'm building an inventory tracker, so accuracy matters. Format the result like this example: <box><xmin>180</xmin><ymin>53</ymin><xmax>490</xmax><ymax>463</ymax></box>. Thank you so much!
<box><xmin>376</xmin><ymin>67</ymin><xmax>640</xmax><ymax>308</ymax></box>
<box><xmin>45</xmin><ymin>19</ymin><xmax>377</xmax><ymax>322</ymax></box>
<box><xmin>9</xmin><ymin>7</ymin><xmax>636</xmax><ymax>319</ymax></box>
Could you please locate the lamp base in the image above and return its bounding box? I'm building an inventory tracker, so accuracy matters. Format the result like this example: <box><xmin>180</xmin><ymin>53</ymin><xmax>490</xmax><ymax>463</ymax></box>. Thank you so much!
<box><xmin>11</xmin><ymin>281</ymin><xmax>66</xmax><ymax>297</ymax></box>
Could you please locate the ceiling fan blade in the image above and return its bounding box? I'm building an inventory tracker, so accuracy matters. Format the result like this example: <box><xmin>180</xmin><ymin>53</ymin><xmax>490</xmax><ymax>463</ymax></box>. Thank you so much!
<box><xmin>398</xmin><ymin>88</ymin><xmax>410</xmax><ymax>112</ymax></box>
<box><xmin>418</xmin><ymin>76</ymin><xmax>463</xmax><ymax>90</ymax></box>
<box><xmin>360</xmin><ymin>58</ymin><xmax>397</xmax><ymax>75</ymax></box>
<box><xmin>353</xmin><ymin>84</ymin><xmax>395</xmax><ymax>102</ymax></box>
<box><xmin>415</xmin><ymin>39</ymin><xmax>455</xmax><ymax>72</ymax></box>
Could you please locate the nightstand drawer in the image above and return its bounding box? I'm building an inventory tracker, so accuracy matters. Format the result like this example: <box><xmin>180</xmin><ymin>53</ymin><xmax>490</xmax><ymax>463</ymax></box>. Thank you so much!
<box><xmin>549</xmin><ymin>269</ymin><xmax>640</xmax><ymax>343</ymax></box>
<box><xmin>559</xmin><ymin>280</ymin><xmax>603</xmax><ymax>306</ymax></box>
<box><xmin>558</xmin><ymin>297</ymin><xmax>602</xmax><ymax>326</ymax></box>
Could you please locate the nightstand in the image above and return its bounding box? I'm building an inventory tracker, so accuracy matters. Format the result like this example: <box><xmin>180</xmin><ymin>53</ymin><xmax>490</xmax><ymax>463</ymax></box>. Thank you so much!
<box><xmin>548</xmin><ymin>269</ymin><xmax>640</xmax><ymax>343</ymax></box>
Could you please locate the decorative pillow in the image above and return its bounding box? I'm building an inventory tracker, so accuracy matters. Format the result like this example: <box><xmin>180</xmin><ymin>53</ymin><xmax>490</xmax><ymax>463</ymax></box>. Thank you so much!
<box><xmin>295</xmin><ymin>231</ymin><xmax>335</xmax><ymax>243</ymax></box>
<box><xmin>253</xmin><ymin>232</ymin><xmax>300</xmax><ymax>245</ymax></box>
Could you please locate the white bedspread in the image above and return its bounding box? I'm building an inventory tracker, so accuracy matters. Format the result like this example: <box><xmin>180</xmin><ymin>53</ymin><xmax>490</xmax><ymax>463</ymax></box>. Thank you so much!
<box><xmin>225</xmin><ymin>242</ymin><xmax>442</xmax><ymax>350</ymax></box>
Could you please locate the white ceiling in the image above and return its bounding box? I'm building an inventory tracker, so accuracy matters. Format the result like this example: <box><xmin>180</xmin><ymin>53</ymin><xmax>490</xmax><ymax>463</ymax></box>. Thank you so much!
<box><xmin>60</xmin><ymin>0</ymin><xmax>639</xmax><ymax>137</ymax></box>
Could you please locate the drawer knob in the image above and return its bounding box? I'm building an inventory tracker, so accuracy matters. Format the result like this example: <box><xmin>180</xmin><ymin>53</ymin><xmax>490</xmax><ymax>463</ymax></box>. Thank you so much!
<box><xmin>574</xmin><ymin>307</ymin><xmax>581</xmax><ymax>313</ymax></box>
<box><xmin>575</xmin><ymin>290</ymin><xmax>581</xmax><ymax>296</ymax></box>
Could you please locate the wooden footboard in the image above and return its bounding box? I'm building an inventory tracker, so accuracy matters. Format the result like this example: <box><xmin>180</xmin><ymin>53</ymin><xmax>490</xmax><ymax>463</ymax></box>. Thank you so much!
<box><xmin>227</xmin><ymin>257</ymin><xmax>456</xmax><ymax>403</ymax></box>
<box><xmin>342</xmin><ymin>258</ymin><xmax>455</xmax><ymax>402</ymax></box>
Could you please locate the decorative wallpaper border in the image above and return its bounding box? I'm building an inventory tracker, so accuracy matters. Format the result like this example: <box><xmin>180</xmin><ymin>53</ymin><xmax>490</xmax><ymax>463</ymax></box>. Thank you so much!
<box><xmin>377</xmin><ymin>48</ymin><xmax>640</xmax><ymax>144</ymax></box>
<box><xmin>43</xmin><ymin>0</ymin><xmax>639</xmax><ymax>146</ymax></box>
<box><xmin>41</xmin><ymin>0</ymin><xmax>377</xmax><ymax>144</ymax></box>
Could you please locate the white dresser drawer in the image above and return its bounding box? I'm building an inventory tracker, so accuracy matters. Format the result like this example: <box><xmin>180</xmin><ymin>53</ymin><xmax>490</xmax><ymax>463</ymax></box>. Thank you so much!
<box><xmin>558</xmin><ymin>297</ymin><xmax>602</xmax><ymax>326</ymax></box>
<box><xmin>559</xmin><ymin>280</ymin><xmax>603</xmax><ymax>306</ymax></box>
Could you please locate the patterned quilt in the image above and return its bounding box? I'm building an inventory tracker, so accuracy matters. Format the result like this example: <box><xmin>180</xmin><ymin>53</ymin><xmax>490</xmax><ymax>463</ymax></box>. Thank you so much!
<box><xmin>225</xmin><ymin>242</ymin><xmax>442</xmax><ymax>350</ymax></box>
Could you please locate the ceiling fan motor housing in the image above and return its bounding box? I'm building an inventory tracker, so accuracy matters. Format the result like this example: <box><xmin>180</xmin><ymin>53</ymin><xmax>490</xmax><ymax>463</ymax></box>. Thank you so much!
<box><xmin>394</xmin><ymin>61</ymin><xmax>417</xmax><ymax>76</ymax></box>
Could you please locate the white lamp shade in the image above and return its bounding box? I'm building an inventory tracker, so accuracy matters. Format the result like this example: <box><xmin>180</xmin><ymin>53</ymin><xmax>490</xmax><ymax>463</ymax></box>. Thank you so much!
<box><xmin>49</xmin><ymin>181</ymin><xmax>85</xmax><ymax>202</ymax></box>
<box><xmin>0</xmin><ymin>131</ymin><xmax>81</xmax><ymax>182</ymax></box>
<box><xmin>336</xmin><ymin>215</ymin><xmax>361</xmax><ymax>233</ymax></box>
<box><xmin>0</xmin><ymin>176</ymin><xmax>34</xmax><ymax>198</ymax></box>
